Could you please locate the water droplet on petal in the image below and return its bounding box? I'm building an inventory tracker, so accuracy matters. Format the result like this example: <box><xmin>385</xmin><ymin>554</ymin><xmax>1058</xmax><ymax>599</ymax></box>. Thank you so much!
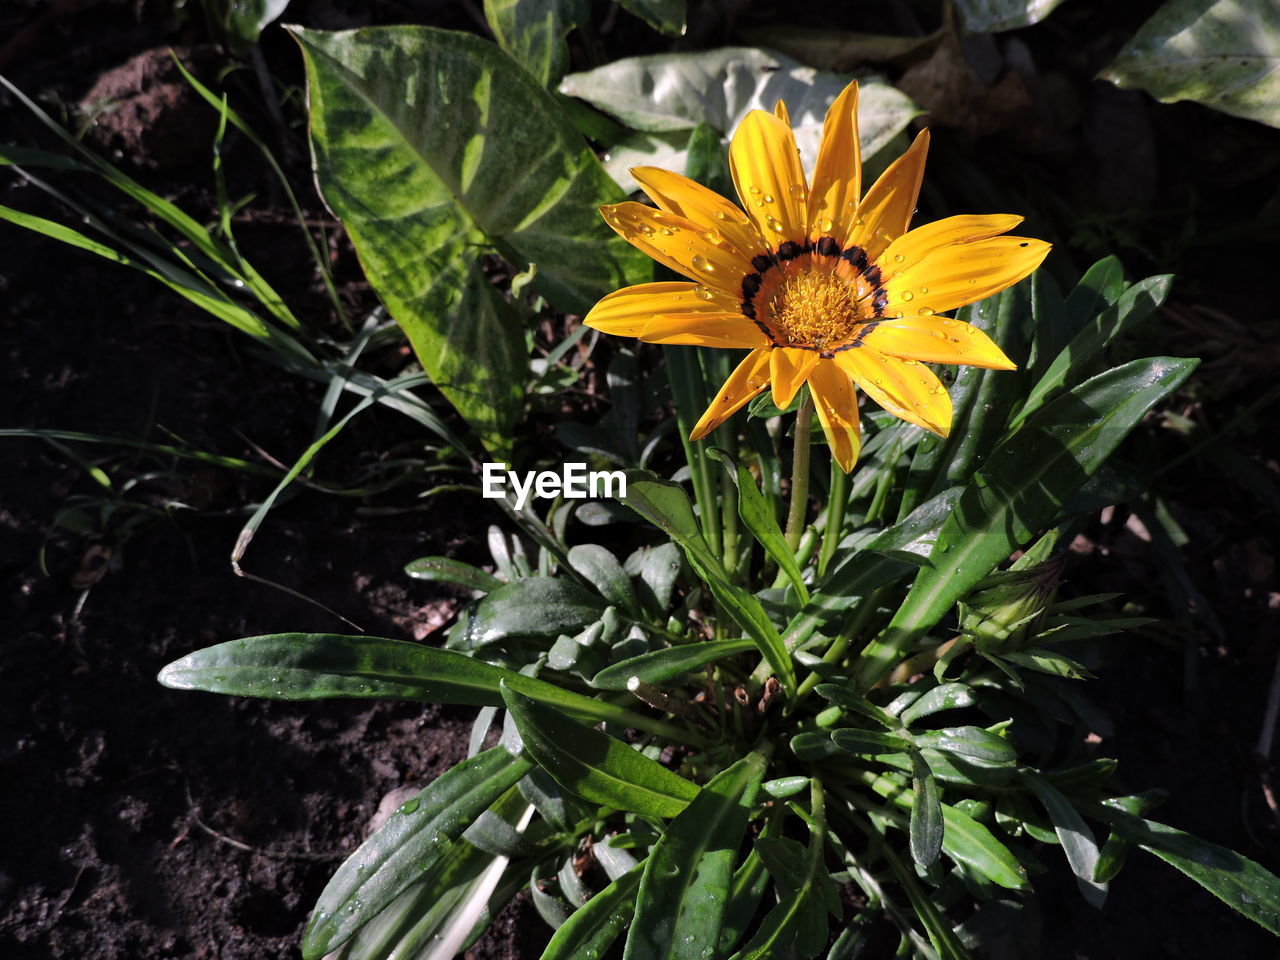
<box><xmin>766</xmin><ymin>217</ymin><xmax>784</xmax><ymax>233</ymax></box>
<box><xmin>930</xmin><ymin>329</ymin><xmax>946</xmax><ymax>340</ymax></box>
<box><xmin>762</xmin><ymin>193</ymin><xmax>775</xmax><ymax>204</ymax></box>
<box><xmin>893</xmin><ymin>253</ymin><xmax>905</xmax><ymax>263</ymax></box>
<box><xmin>749</xmin><ymin>185</ymin><xmax>762</xmax><ymax>196</ymax></box>
<box><xmin>817</xmin><ymin>217</ymin><xmax>834</xmax><ymax>232</ymax></box>
<box><xmin>920</xmin><ymin>286</ymin><xmax>929</xmax><ymax>293</ymax></box>
<box><xmin>694</xmin><ymin>285</ymin><xmax>715</xmax><ymax>301</ymax></box>
<box><xmin>691</xmin><ymin>254</ymin><xmax>714</xmax><ymax>272</ymax></box>
<box><xmin>714</xmin><ymin>210</ymin><xmax>727</xmax><ymax>220</ymax></box>
<box><xmin>901</xmin><ymin>291</ymin><xmax>914</xmax><ymax>301</ymax></box>
<box><xmin>920</xmin><ymin>307</ymin><xmax>934</xmax><ymax>316</ymax></box>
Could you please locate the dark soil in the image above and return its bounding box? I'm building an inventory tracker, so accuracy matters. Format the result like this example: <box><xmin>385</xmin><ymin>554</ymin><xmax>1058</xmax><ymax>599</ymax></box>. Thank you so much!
<box><xmin>2</xmin><ymin>1</ymin><xmax>1278</xmax><ymax>959</ymax></box>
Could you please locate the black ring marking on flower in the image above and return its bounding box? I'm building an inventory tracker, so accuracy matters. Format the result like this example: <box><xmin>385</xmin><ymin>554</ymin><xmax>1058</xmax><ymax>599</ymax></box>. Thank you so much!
<box><xmin>830</xmin><ymin>321</ymin><xmax>880</xmax><ymax>355</ymax></box>
<box><xmin>841</xmin><ymin>245</ymin><xmax>869</xmax><ymax>272</ymax></box>
<box><xmin>737</xmin><ymin>236</ymin><xmax>890</xmax><ymax>346</ymax></box>
<box><xmin>776</xmin><ymin>240</ymin><xmax>811</xmax><ymax>261</ymax></box>
<box><xmin>814</xmin><ymin>237</ymin><xmax>841</xmax><ymax>258</ymax></box>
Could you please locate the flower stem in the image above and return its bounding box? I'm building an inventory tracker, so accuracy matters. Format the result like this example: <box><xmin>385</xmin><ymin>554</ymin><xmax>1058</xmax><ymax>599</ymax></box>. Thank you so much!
<box><xmin>785</xmin><ymin>392</ymin><xmax>814</xmax><ymax>555</ymax></box>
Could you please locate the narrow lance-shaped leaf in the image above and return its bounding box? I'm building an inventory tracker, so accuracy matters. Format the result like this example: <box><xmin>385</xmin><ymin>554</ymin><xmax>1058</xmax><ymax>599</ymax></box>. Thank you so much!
<box><xmin>500</xmin><ymin>681</ymin><xmax>700</xmax><ymax>819</ymax></box>
<box><xmin>707</xmin><ymin>447</ymin><xmax>809</xmax><ymax>603</ymax></box>
<box><xmin>910</xmin><ymin>752</ymin><xmax>944</xmax><ymax>870</ymax></box>
<box><xmin>301</xmin><ymin>746</ymin><xmax>533</xmax><ymax>958</ymax></box>
<box><xmin>1024</xmin><ymin>770</ymin><xmax>1107</xmax><ymax>907</ymax></box>
<box><xmin>157</xmin><ymin>633</ymin><xmax>700</xmax><ymax>744</ymax></box>
<box><xmin>624</xmin><ymin>751</ymin><xmax>767</xmax><ymax>959</ymax></box>
<box><xmin>855</xmin><ymin>356</ymin><xmax>1198</xmax><ymax>687</ymax></box>
<box><xmin>621</xmin><ymin>471</ymin><xmax>795</xmax><ymax>690</ymax></box>
<box><xmin>1092</xmin><ymin>803</ymin><xmax>1280</xmax><ymax>935</ymax></box>
<box><xmin>591</xmin><ymin>637</ymin><xmax>756</xmax><ymax>691</ymax></box>
<box><xmin>540</xmin><ymin>864</ymin><xmax>645</xmax><ymax>960</ymax></box>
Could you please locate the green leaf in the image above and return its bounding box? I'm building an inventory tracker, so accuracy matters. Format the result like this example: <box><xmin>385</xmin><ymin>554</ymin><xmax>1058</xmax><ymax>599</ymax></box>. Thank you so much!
<box><xmin>301</xmin><ymin>746</ymin><xmax>532</xmax><ymax>957</ymax></box>
<box><xmin>560</xmin><ymin>49</ymin><xmax>918</xmax><ymax>191</ymax></box>
<box><xmin>404</xmin><ymin>555</ymin><xmax>504</xmax><ymax>592</ymax></box>
<box><xmin>591</xmin><ymin>637</ymin><xmax>756</xmax><ymax>691</ymax></box>
<box><xmin>1094</xmin><ymin>804</ymin><xmax>1280</xmax><ymax>934</ymax></box>
<box><xmin>860</xmin><ymin>770</ymin><xmax>1028</xmax><ymax>891</ymax></box>
<box><xmin>625</xmin><ymin>752</ymin><xmax>766</xmax><ymax>959</ymax></box>
<box><xmin>500</xmin><ymin>682</ymin><xmax>700</xmax><ymax>818</ymax></box>
<box><xmin>1013</xmin><ymin>275</ymin><xmax>1172</xmax><ymax>430</ymax></box>
<box><xmin>569</xmin><ymin>544</ymin><xmax>641</xmax><ymax>616</ymax></box>
<box><xmin>813</xmin><ymin>684</ymin><xmax>898</xmax><ymax>729</ymax></box>
<box><xmin>292</xmin><ymin>25</ymin><xmax>645</xmax><ymax>458</ymax></box>
<box><xmin>1025</xmin><ymin>771</ymin><xmax>1107</xmax><ymax>907</ymax></box>
<box><xmin>899</xmin><ymin>682</ymin><xmax>978</xmax><ymax>726</ymax></box>
<box><xmin>856</xmin><ymin>355</ymin><xmax>1198</xmax><ymax>687</ymax></box>
<box><xmin>1100</xmin><ymin>0</ymin><xmax>1280</xmax><ymax>128</ymax></box>
<box><xmin>914</xmin><ymin>727</ymin><xmax>1016</xmax><ymax>765</ymax></box>
<box><xmin>540</xmin><ymin>864</ymin><xmax>644</xmax><ymax>959</ymax></box>
<box><xmin>620</xmin><ymin>471</ymin><xmax>794</xmax><ymax>690</ymax></box>
<box><xmin>940</xmin><ymin>804</ymin><xmax>1029</xmax><ymax>891</ymax></box>
<box><xmin>910</xmin><ymin>753</ymin><xmax>944</xmax><ymax>870</ymax></box>
<box><xmin>465</xmin><ymin>577</ymin><xmax>607</xmax><ymax>648</ymax></box>
<box><xmin>882</xmin><ymin>846</ymin><xmax>973</xmax><ymax>960</ymax></box>
<box><xmin>484</xmin><ymin>0</ymin><xmax>586</xmax><ymax>86</ymax></box>
<box><xmin>830</xmin><ymin>728</ymin><xmax>915</xmax><ymax>755</ymax></box>
<box><xmin>158</xmin><ymin>633</ymin><xmax>696</xmax><ymax>742</ymax></box>
<box><xmin>617</xmin><ymin>0</ymin><xmax>686</xmax><ymax>35</ymax></box>
<box><xmin>953</xmin><ymin>0</ymin><xmax>1070</xmax><ymax>33</ymax></box>
<box><xmin>707</xmin><ymin>447</ymin><xmax>809</xmax><ymax>603</ymax></box>
<box><xmin>1064</xmin><ymin>256</ymin><xmax>1127</xmax><ymax>338</ymax></box>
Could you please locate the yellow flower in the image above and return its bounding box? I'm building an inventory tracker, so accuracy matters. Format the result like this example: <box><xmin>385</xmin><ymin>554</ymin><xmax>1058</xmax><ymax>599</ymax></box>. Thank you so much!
<box><xmin>582</xmin><ymin>81</ymin><xmax>1051</xmax><ymax>472</ymax></box>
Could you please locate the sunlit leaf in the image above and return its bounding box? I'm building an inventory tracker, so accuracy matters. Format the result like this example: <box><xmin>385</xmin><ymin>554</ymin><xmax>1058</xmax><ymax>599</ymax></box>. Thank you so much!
<box><xmin>1101</xmin><ymin>0</ymin><xmax>1280</xmax><ymax>128</ymax></box>
<box><xmin>292</xmin><ymin>25</ymin><xmax>646</xmax><ymax>459</ymax></box>
<box><xmin>560</xmin><ymin>48</ymin><xmax>918</xmax><ymax>191</ymax></box>
<box><xmin>953</xmin><ymin>0</ymin><xmax>1071</xmax><ymax>33</ymax></box>
<box><xmin>501</xmin><ymin>682</ymin><xmax>700</xmax><ymax>819</ymax></box>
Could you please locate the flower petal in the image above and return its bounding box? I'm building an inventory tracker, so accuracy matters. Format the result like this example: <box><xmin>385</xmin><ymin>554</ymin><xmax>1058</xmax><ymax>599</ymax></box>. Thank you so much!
<box><xmin>808</xmin><ymin>80</ymin><xmax>861</xmax><ymax>244</ymax></box>
<box><xmin>769</xmin><ymin>347</ymin><xmax>819</xmax><ymax>409</ymax></box>
<box><xmin>583</xmin><ymin>281</ymin><xmax>739</xmax><ymax>337</ymax></box>
<box><xmin>690</xmin><ymin>348</ymin><xmax>771</xmax><ymax>440</ymax></box>
<box><xmin>834</xmin><ymin>347</ymin><xmax>952</xmax><ymax>436</ymax></box>
<box><xmin>881</xmin><ymin>214</ymin><xmax>1024</xmax><ymax>273</ymax></box>
<box><xmin>641</xmin><ymin>314</ymin><xmax>766</xmax><ymax>348</ymax></box>
<box><xmin>631</xmin><ymin>166</ymin><xmax>769</xmax><ymax>265</ymax></box>
<box><xmin>861</xmin><ymin>317</ymin><xmax>1016</xmax><ymax>370</ymax></box>
<box><xmin>809</xmin><ymin>359</ymin><xmax>862</xmax><ymax>473</ymax></box>
<box><xmin>729</xmin><ymin>110</ymin><xmax>808</xmax><ymax>252</ymax></box>
<box><xmin>884</xmin><ymin>236</ymin><xmax>1051</xmax><ymax>317</ymax></box>
<box><xmin>850</xmin><ymin>128</ymin><xmax>930</xmax><ymax>262</ymax></box>
<box><xmin>600</xmin><ymin>202</ymin><xmax>752</xmax><ymax>294</ymax></box>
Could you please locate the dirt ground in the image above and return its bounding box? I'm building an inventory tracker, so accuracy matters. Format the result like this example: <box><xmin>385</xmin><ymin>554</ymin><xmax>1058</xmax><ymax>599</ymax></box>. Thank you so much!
<box><xmin>2</xmin><ymin>1</ymin><xmax>1279</xmax><ymax>958</ymax></box>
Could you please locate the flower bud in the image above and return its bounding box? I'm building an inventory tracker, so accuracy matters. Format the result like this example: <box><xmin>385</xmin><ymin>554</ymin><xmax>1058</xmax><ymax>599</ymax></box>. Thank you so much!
<box><xmin>960</xmin><ymin>555</ymin><xmax>1066</xmax><ymax>652</ymax></box>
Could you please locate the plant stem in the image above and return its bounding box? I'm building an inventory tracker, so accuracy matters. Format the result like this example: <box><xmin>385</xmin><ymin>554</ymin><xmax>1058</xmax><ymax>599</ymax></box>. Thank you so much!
<box><xmin>785</xmin><ymin>393</ymin><xmax>815</xmax><ymax>555</ymax></box>
<box><xmin>818</xmin><ymin>458</ymin><xmax>848</xmax><ymax>578</ymax></box>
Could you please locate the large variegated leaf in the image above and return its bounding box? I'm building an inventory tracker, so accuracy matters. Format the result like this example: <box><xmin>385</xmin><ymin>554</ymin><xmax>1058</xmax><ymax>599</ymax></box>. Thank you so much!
<box><xmin>954</xmin><ymin>0</ymin><xmax>1071</xmax><ymax>33</ymax></box>
<box><xmin>560</xmin><ymin>48</ymin><xmax>919</xmax><ymax>191</ymax></box>
<box><xmin>1100</xmin><ymin>0</ymin><xmax>1280</xmax><ymax>129</ymax></box>
<box><xmin>292</xmin><ymin>25</ymin><xmax>646</xmax><ymax>459</ymax></box>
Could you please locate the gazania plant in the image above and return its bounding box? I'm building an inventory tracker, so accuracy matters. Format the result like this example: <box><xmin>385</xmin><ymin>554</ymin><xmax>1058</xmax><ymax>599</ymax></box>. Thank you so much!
<box><xmin>155</xmin><ymin>25</ymin><xmax>1280</xmax><ymax>960</ymax></box>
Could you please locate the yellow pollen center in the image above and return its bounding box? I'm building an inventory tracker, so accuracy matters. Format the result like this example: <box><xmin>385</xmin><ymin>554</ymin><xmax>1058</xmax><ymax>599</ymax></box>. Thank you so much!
<box><xmin>767</xmin><ymin>270</ymin><xmax>862</xmax><ymax>351</ymax></box>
